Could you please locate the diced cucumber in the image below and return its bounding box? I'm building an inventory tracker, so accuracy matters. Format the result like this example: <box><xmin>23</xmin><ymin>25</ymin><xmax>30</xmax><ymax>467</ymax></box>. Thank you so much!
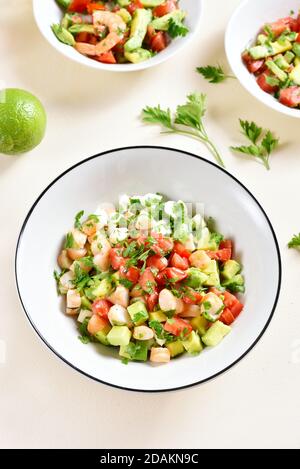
<box><xmin>107</xmin><ymin>326</ymin><xmax>131</xmax><ymax>346</ymax></box>
<box><xmin>221</xmin><ymin>260</ymin><xmax>241</xmax><ymax>281</ymax></box>
<box><xmin>127</xmin><ymin>301</ymin><xmax>149</xmax><ymax>326</ymax></box>
<box><xmin>284</xmin><ymin>51</ymin><xmax>295</xmax><ymax>64</ymax></box>
<box><xmin>266</xmin><ymin>60</ymin><xmax>288</xmax><ymax>82</ymax></box>
<box><xmin>182</xmin><ymin>331</ymin><xmax>203</xmax><ymax>355</ymax></box>
<box><xmin>202</xmin><ymin>260</ymin><xmax>220</xmax><ymax>287</ymax></box>
<box><xmin>149</xmin><ymin>311</ymin><xmax>168</xmax><ymax>323</ymax></box>
<box><xmin>190</xmin><ymin>315</ymin><xmax>209</xmax><ymax>336</ymax></box>
<box><xmin>166</xmin><ymin>340</ymin><xmax>185</xmax><ymax>358</ymax></box>
<box><xmin>95</xmin><ymin>323</ymin><xmax>112</xmax><ymax>346</ymax></box>
<box><xmin>202</xmin><ymin>321</ymin><xmax>231</xmax><ymax>347</ymax></box>
<box><xmin>274</xmin><ymin>54</ymin><xmax>290</xmax><ymax>70</ymax></box>
<box><xmin>185</xmin><ymin>268</ymin><xmax>208</xmax><ymax>289</ymax></box>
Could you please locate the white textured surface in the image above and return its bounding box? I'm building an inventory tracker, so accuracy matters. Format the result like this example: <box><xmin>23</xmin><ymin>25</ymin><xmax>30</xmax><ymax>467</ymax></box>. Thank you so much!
<box><xmin>1</xmin><ymin>0</ymin><xmax>300</xmax><ymax>449</ymax></box>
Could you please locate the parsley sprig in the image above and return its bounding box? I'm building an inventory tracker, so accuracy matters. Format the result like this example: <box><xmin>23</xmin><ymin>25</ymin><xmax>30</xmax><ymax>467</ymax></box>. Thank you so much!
<box><xmin>288</xmin><ymin>234</ymin><xmax>300</xmax><ymax>249</ymax></box>
<box><xmin>231</xmin><ymin>120</ymin><xmax>279</xmax><ymax>170</ymax></box>
<box><xmin>196</xmin><ymin>65</ymin><xmax>235</xmax><ymax>84</ymax></box>
<box><xmin>142</xmin><ymin>93</ymin><xmax>225</xmax><ymax>168</ymax></box>
<box><xmin>168</xmin><ymin>17</ymin><xmax>189</xmax><ymax>38</ymax></box>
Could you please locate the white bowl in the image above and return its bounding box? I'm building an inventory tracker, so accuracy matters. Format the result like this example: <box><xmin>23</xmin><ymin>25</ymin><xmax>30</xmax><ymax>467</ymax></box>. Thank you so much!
<box><xmin>15</xmin><ymin>146</ymin><xmax>281</xmax><ymax>392</ymax></box>
<box><xmin>33</xmin><ymin>0</ymin><xmax>203</xmax><ymax>72</ymax></box>
<box><xmin>225</xmin><ymin>0</ymin><xmax>300</xmax><ymax>118</ymax></box>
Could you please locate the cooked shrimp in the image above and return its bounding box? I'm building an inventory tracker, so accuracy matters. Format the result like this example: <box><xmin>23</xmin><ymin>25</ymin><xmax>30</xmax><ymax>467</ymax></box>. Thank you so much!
<box><xmin>75</xmin><ymin>12</ymin><xmax>126</xmax><ymax>57</ymax></box>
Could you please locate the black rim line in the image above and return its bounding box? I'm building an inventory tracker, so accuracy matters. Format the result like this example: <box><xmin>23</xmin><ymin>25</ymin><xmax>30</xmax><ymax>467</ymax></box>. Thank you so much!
<box><xmin>14</xmin><ymin>145</ymin><xmax>282</xmax><ymax>393</ymax></box>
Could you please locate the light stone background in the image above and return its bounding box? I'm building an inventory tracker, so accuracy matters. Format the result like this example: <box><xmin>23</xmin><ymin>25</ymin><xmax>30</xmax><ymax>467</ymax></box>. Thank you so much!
<box><xmin>1</xmin><ymin>0</ymin><xmax>300</xmax><ymax>449</ymax></box>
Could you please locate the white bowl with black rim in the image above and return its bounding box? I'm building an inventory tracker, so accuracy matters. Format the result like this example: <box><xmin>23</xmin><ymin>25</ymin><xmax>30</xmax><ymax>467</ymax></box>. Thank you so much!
<box><xmin>33</xmin><ymin>0</ymin><xmax>203</xmax><ymax>72</ymax></box>
<box><xmin>225</xmin><ymin>0</ymin><xmax>300</xmax><ymax>118</ymax></box>
<box><xmin>15</xmin><ymin>146</ymin><xmax>281</xmax><ymax>392</ymax></box>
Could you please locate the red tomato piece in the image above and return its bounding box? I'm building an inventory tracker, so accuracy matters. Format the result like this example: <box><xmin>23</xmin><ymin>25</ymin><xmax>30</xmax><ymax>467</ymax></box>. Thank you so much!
<box><xmin>256</xmin><ymin>72</ymin><xmax>279</xmax><ymax>94</ymax></box>
<box><xmin>95</xmin><ymin>51</ymin><xmax>117</xmax><ymax>64</ymax></box>
<box><xmin>139</xmin><ymin>268</ymin><xmax>157</xmax><ymax>294</ymax></box>
<box><xmin>219</xmin><ymin>240</ymin><xmax>232</xmax><ymax>251</ymax></box>
<box><xmin>220</xmin><ymin>308</ymin><xmax>235</xmax><ymax>326</ymax></box>
<box><xmin>267</xmin><ymin>17</ymin><xmax>294</xmax><ymax>37</ymax></box>
<box><xmin>206</xmin><ymin>248</ymin><xmax>232</xmax><ymax>262</ymax></box>
<box><xmin>151</xmin><ymin>32</ymin><xmax>167</xmax><ymax>52</ymax></box>
<box><xmin>146</xmin><ymin>291</ymin><xmax>159</xmax><ymax>312</ymax></box>
<box><xmin>146</xmin><ymin>255</ymin><xmax>168</xmax><ymax>271</ymax></box>
<box><xmin>223</xmin><ymin>291</ymin><xmax>244</xmax><ymax>318</ymax></box>
<box><xmin>182</xmin><ymin>288</ymin><xmax>203</xmax><ymax>305</ymax></box>
<box><xmin>68</xmin><ymin>0</ymin><xmax>90</xmax><ymax>13</ymax></box>
<box><xmin>164</xmin><ymin>317</ymin><xmax>192</xmax><ymax>337</ymax></box>
<box><xmin>92</xmin><ymin>299</ymin><xmax>112</xmax><ymax>319</ymax></box>
<box><xmin>156</xmin><ymin>270</ymin><xmax>167</xmax><ymax>286</ymax></box>
<box><xmin>173</xmin><ymin>241</ymin><xmax>191</xmax><ymax>259</ymax></box>
<box><xmin>127</xmin><ymin>0</ymin><xmax>143</xmax><ymax>15</ymax></box>
<box><xmin>87</xmin><ymin>3</ymin><xmax>106</xmax><ymax>13</ymax></box>
<box><xmin>164</xmin><ymin>267</ymin><xmax>188</xmax><ymax>282</ymax></box>
<box><xmin>279</xmin><ymin>86</ymin><xmax>300</xmax><ymax>107</ymax></box>
<box><xmin>151</xmin><ymin>237</ymin><xmax>174</xmax><ymax>256</ymax></box>
<box><xmin>169</xmin><ymin>252</ymin><xmax>189</xmax><ymax>270</ymax></box>
<box><xmin>242</xmin><ymin>52</ymin><xmax>264</xmax><ymax>74</ymax></box>
<box><xmin>76</xmin><ymin>31</ymin><xmax>90</xmax><ymax>42</ymax></box>
<box><xmin>119</xmin><ymin>265</ymin><xmax>140</xmax><ymax>284</ymax></box>
<box><xmin>109</xmin><ymin>248</ymin><xmax>125</xmax><ymax>270</ymax></box>
<box><xmin>153</xmin><ymin>1</ymin><xmax>177</xmax><ymax>17</ymax></box>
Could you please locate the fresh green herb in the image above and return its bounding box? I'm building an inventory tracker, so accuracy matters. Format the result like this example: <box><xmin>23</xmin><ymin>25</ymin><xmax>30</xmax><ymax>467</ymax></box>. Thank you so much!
<box><xmin>168</xmin><ymin>17</ymin><xmax>189</xmax><ymax>38</ymax></box>
<box><xmin>53</xmin><ymin>269</ymin><xmax>66</xmax><ymax>294</ymax></box>
<box><xmin>133</xmin><ymin>312</ymin><xmax>147</xmax><ymax>324</ymax></box>
<box><xmin>121</xmin><ymin>358</ymin><xmax>129</xmax><ymax>365</ymax></box>
<box><xmin>79</xmin><ymin>256</ymin><xmax>94</xmax><ymax>268</ymax></box>
<box><xmin>120</xmin><ymin>278</ymin><xmax>134</xmax><ymax>289</ymax></box>
<box><xmin>290</xmin><ymin>9</ymin><xmax>295</xmax><ymax>15</ymax></box>
<box><xmin>74</xmin><ymin>210</ymin><xmax>84</xmax><ymax>229</ymax></box>
<box><xmin>223</xmin><ymin>281</ymin><xmax>245</xmax><ymax>294</ymax></box>
<box><xmin>203</xmin><ymin>301</ymin><xmax>212</xmax><ymax>310</ymax></box>
<box><xmin>64</xmin><ymin>232</ymin><xmax>75</xmax><ymax>249</ymax></box>
<box><xmin>88</xmin><ymin>214</ymin><xmax>100</xmax><ymax>222</ymax></box>
<box><xmin>263</xmin><ymin>25</ymin><xmax>275</xmax><ymax>43</ymax></box>
<box><xmin>196</xmin><ymin>65</ymin><xmax>235</xmax><ymax>84</ymax></box>
<box><xmin>73</xmin><ymin>264</ymin><xmax>91</xmax><ymax>291</ymax></box>
<box><xmin>149</xmin><ymin>320</ymin><xmax>174</xmax><ymax>343</ymax></box>
<box><xmin>142</xmin><ymin>93</ymin><xmax>225</xmax><ymax>168</ymax></box>
<box><xmin>78</xmin><ymin>335</ymin><xmax>90</xmax><ymax>344</ymax></box>
<box><xmin>167</xmin><ymin>318</ymin><xmax>175</xmax><ymax>325</ymax></box>
<box><xmin>125</xmin><ymin>342</ymin><xmax>148</xmax><ymax>361</ymax></box>
<box><xmin>210</xmin><ymin>232</ymin><xmax>224</xmax><ymax>246</ymax></box>
<box><xmin>78</xmin><ymin>318</ymin><xmax>91</xmax><ymax>344</ymax></box>
<box><xmin>231</xmin><ymin>119</ymin><xmax>279</xmax><ymax>170</ymax></box>
<box><xmin>288</xmin><ymin>233</ymin><xmax>300</xmax><ymax>249</ymax></box>
<box><xmin>278</xmin><ymin>31</ymin><xmax>297</xmax><ymax>44</ymax></box>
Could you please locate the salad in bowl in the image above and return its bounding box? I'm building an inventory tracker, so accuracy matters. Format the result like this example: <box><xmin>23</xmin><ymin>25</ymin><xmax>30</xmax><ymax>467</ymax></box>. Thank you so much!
<box><xmin>55</xmin><ymin>193</ymin><xmax>245</xmax><ymax>365</ymax></box>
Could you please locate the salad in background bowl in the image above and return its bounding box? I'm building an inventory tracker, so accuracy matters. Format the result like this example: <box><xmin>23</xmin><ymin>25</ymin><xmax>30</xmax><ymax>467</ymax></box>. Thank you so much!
<box><xmin>226</xmin><ymin>0</ymin><xmax>300</xmax><ymax>117</ymax></box>
<box><xmin>33</xmin><ymin>0</ymin><xmax>202</xmax><ymax>71</ymax></box>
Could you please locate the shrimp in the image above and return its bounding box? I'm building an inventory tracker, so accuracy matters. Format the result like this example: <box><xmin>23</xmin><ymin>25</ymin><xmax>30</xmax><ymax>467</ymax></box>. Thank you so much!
<box><xmin>75</xmin><ymin>11</ymin><xmax>126</xmax><ymax>57</ymax></box>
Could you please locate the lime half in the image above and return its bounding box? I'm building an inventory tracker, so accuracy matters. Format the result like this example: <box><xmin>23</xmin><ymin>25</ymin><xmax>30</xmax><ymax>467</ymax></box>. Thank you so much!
<box><xmin>0</xmin><ymin>88</ymin><xmax>47</xmax><ymax>155</ymax></box>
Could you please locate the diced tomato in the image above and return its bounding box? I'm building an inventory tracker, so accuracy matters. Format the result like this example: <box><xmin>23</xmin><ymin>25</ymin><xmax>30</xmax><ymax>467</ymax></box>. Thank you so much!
<box><xmin>151</xmin><ymin>236</ymin><xmax>174</xmax><ymax>256</ymax></box>
<box><xmin>109</xmin><ymin>248</ymin><xmax>125</xmax><ymax>270</ymax></box>
<box><xmin>146</xmin><ymin>291</ymin><xmax>159</xmax><ymax>312</ymax></box>
<box><xmin>153</xmin><ymin>1</ymin><xmax>177</xmax><ymax>17</ymax></box>
<box><xmin>279</xmin><ymin>86</ymin><xmax>300</xmax><ymax>107</ymax></box>
<box><xmin>112</xmin><ymin>5</ymin><xmax>121</xmax><ymax>12</ymax></box>
<box><xmin>242</xmin><ymin>52</ymin><xmax>264</xmax><ymax>74</ymax></box>
<box><xmin>220</xmin><ymin>308</ymin><xmax>235</xmax><ymax>326</ymax></box>
<box><xmin>76</xmin><ymin>31</ymin><xmax>90</xmax><ymax>42</ymax></box>
<box><xmin>92</xmin><ymin>299</ymin><xmax>112</xmax><ymax>319</ymax></box>
<box><xmin>256</xmin><ymin>72</ymin><xmax>279</xmax><ymax>94</ymax></box>
<box><xmin>207</xmin><ymin>248</ymin><xmax>231</xmax><ymax>262</ymax></box>
<box><xmin>95</xmin><ymin>51</ymin><xmax>117</xmax><ymax>64</ymax></box>
<box><xmin>219</xmin><ymin>240</ymin><xmax>232</xmax><ymax>251</ymax></box>
<box><xmin>267</xmin><ymin>17</ymin><xmax>296</xmax><ymax>37</ymax></box>
<box><xmin>88</xmin><ymin>314</ymin><xmax>110</xmax><ymax>335</ymax></box>
<box><xmin>146</xmin><ymin>255</ymin><xmax>168</xmax><ymax>271</ymax></box>
<box><xmin>68</xmin><ymin>0</ymin><xmax>90</xmax><ymax>13</ymax></box>
<box><xmin>139</xmin><ymin>268</ymin><xmax>157</xmax><ymax>294</ymax></box>
<box><xmin>164</xmin><ymin>267</ymin><xmax>188</xmax><ymax>282</ymax></box>
<box><xmin>169</xmin><ymin>252</ymin><xmax>189</xmax><ymax>270</ymax></box>
<box><xmin>87</xmin><ymin>2</ymin><xmax>106</xmax><ymax>14</ymax></box>
<box><xmin>127</xmin><ymin>0</ymin><xmax>143</xmax><ymax>15</ymax></box>
<box><xmin>156</xmin><ymin>270</ymin><xmax>167</xmax><ymax>286</ymax></box>
<box><xmin>223</xmin><ymin>291</ymin><xmax>243</xmax><ymax>318</ymax></box>
<box><xmin>164</xmin><ymin>317</ymin><xmax>192</xmax><ymax>337</ymax></box>
<box><xmin>182</xmin><ymin>288</ymin><xmax>203</xmax><ymax>305</ymax></box>
<box><xmin>173</xmin><ymin>241</ymin><xmax>191</xmax><ymax>259</ymax></box>
<box><xmin>151</xmin><ymin>32</ymin><xmax>167</xmax><ymax>52</ymax></box>
<box><xmin>119</xmin><ymin>265</ymin><xmax>140</xmax><ymax>284</ymax></box>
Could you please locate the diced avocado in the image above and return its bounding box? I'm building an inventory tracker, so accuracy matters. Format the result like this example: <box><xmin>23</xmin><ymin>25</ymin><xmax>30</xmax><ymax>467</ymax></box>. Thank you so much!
<box><xmin>151</xmin><ymin>9</ymin><xmax>186</xmax><ymax>31</ymax></box>
<box><xmin>202</xmin><ymin>321</ymin><xmax>231</xmax><ymax>347</ymax></box>
<box><xmin>81</xmin><ymin>295</ymin><xmax>92</xmax><ymax>311</ymax></box>
<box><xmin>272</xmin><ymin>39</ymin><xmax>292</xmax><ymax>55</ymax></box>
<box><xmin>222</xmin><ymin>274</ymin><xmax>245</xmax><ymax>294</ymax></box>
<box><xmin>125</xmin><ymin>9</ymin><xmax>152</xmax><ymax>52</ymax></box>
<box><xmin>290</xmin><ymin>64</ymin><xmax>300</xmax><ymax>85</ymax></box>
<box><xmin>196</xmin><ymin>227</ymin><xmax>211</xmax><ymax>249</ymax></box>
<box><xmin>284</xmin><ymin>51</ymin><xmax>295</xmax><ymax>64</ymax></box>
<box><xmin>61</xmin><ymin>13</ymin><xmax>73</xmax><ymax>29</ymax></box>
<box><xmin>127</xmin><ymin>301</ymin><xmax>149</xmax><ymax>326</ymax></box>
<box><xmin>149</xmin><ymin>311</ymin><xmax>168</xmax><ymax>323</ymax></box>
<box><xmin>141</xmin><ymin>0</ymin><xmax>164</xmax><ymax>6</ymax></box>
<box><xmin>292</xmin><ymin>42</ymin><xmax>300</xmax><ymax>57</ymax></box>
<box><xmin>295</xmin><ymin>57</ymin><xmax>300</xmax><ymax>66</ymax></box>
<box><xmin>117</xmin><ymin>0</ymin><xmax>131</xmax><ymax>6</ymax></box>
<box><xmin>107</xmin><ymin>326</ymin><xmax>131</xmax><ymax>346</ymax></box>
<box><xmin>68</xmin><ymin>24</ymin><xmax>95</xmax><ymax>34</ymax></box>
<box><xmin>202</xmin><ymin>260</ymin><xmax>220</xmax><ymax>287</ymax></box>
<box><xmin>117</xmin><ymin>8</ymin><xmax>132</xmax><ymax>24</ymax></box>
<box><xmin>166</xmin><ymin>340</ymin><xmax>185</xmax><ymax>358</ymax></box>
<box><xmin>124</xmin><ymin>48</ymin><xmax>152</xmax><ymax>63</ymax></box>
<box><xmin>182</xmin><ymin>331</ymin><xmax>203</xmax><ymax>355</ymax></box>
<box><xmin>51</xmin><ymin>24</ymin><xmax>75</xmax><ymax>46</ymax></box>
<box><xmin>274</xmin><ymin>54</ymin><xmax>290</xmax><ymax>70</ymax></box>
<box><xmin>197</xmin><ymin>229</ymin><xmax>222</xmax><ymax>251</ymax></box>
<box><xmin>257</xmin><ymin>34</ymin><xmax>268</xmax><ymax>45</ymax></box>
<box><xmin>143</xmin><ymin>338</ymin><xmax>155</xmax><ymax>350</ymax></box>
<box><xmin>185</xmin><ymin>268</ymin><xmax>208</xmax><ymax>289</ymax></box>
<box><xmin>95</xmin><ymin>323</ymin><xmax>112</xmax><ymax>346</ymax></box>
<box><xmin>266</xmin><ymin>60</ymin><xmax>288</xmax><ymax>82</ymax></box>
<box><xmin>86</xmin><ymin>278</ymin><xmax>112</xmax><ymax>301</ymax></box>
<box><xmin>121</xmin><ymin>341</ymin><xmax>148</xmax><ymax>361</ymax></box>
<box><xmin>221</xmin><ymin>260</ymin><xmax>241</xmax><ymax>281</ymax></box>
<box><xmin>190</xmin><ymin>315</ymin><xmax>209</xmax><ymax>336</ymax></box>
<box><xmin>249</xmin><ymin>40</ymin><xmax>292</xmax><ymax>60</ymax></box>
<box><xmin>249</xmin><ymin>45</ymin><xmax>270</xmax><ymax>60</ymax></box>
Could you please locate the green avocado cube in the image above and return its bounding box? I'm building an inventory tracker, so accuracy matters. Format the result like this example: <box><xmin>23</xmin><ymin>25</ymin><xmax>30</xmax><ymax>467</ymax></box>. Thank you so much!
<box><xmin>95</xmin><ymin>323</ymin><xmax>112</xmax><ymax>346</ymax></box>
<box><xmin>202</xmin><ymin>321</ymin><xmax>231</xmax><ymax>347</ymax></box>
<box><xmin>185</xmin><ymin>268</ymin><xmax>208</xmax><ymax>289</ymax></box>
<box><xmin>127</xmin><ymin>301</ymin><xmax>149</xmax><ymax>326</ymax></box>
<box><xmin>166</xmin><ymin>340</ymin><xmax>185</xmax><ymax>358</ymax></box>
<box><xmin>182</xmin><ymin>331</ymin><xmax>203</xmax><ymax>355</ymax></box>
<box><xmin>107</xmin><ymin>326</ymin><xmax>131</xmax><ymax>346</ymax></box>
<box><xmin>202</xmin><ymin>260</ymin><xmax>220</xmax><ymax>287</ymax></box>
<box><xmin>190</xmin><ymin>315</ymin><xmax>209</xmax><ymax>336</ymax></box>
<box><xmin>221</xmin><ymin>260</ymin><xmax>241</xmax><ymax>281</ymax></box>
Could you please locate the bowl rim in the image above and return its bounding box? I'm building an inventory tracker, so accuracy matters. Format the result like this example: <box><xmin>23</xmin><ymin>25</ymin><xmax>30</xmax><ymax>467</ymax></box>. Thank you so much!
<box><xmin>15</xmin><ymin>145</ymin><xmax>282</xmax><ymax>393</ymax></box>
<box><xmin>32</xmin><ymin>0</ymin><xmax>203</xmax><ymax>73</ymax></box>
<box><xmin>225</xmin><ymin>0</ymin><xmax>300</xmax><ymax>118</ymax></box>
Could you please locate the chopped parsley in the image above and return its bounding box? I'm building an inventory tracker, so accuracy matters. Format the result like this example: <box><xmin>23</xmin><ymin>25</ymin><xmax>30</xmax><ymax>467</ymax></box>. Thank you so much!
<box><xmin>74</xmin><ymin>210</ymin><xmax>84</xmax><ymax>229</ymax></box>
<box><xmin>64</xmin><ymin>232</ymin><xmax>75</xmax><ymax>249</ymax></box>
